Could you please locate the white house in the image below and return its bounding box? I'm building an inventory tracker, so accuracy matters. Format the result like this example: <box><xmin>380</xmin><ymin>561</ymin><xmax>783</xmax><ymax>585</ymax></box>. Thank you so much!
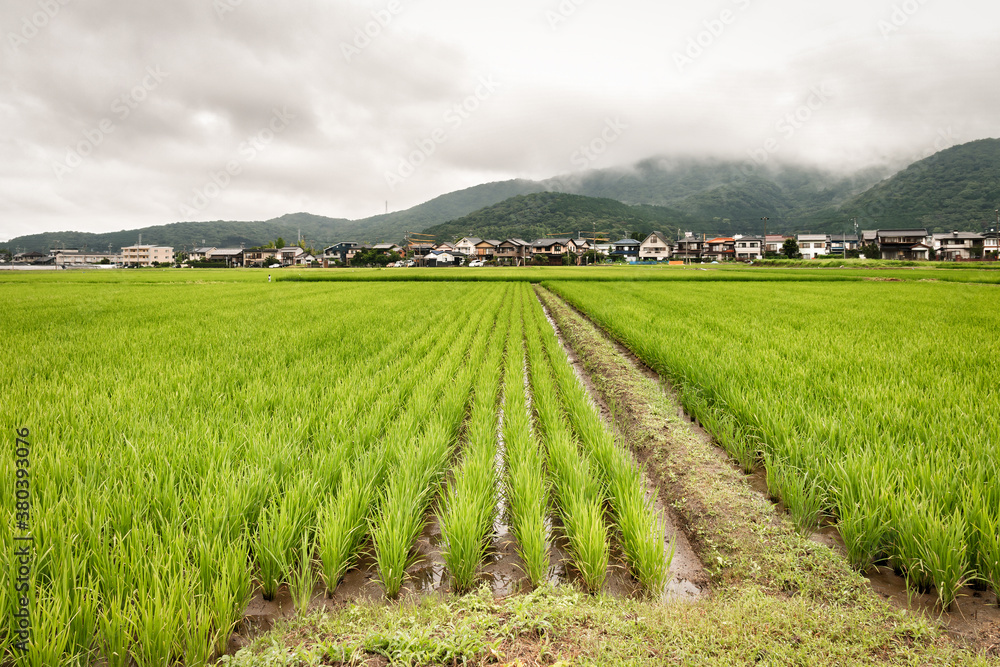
<box><xmin>639</xmin><ymin>231</ymin><xmax>672</xmax><ymax>261</ymax></box>
<box><xmin>454</xmin><ymin>237</ymin><xmax>482</xmax><ymax>256</ymax></box>
<box><xmin>930</xmin><ymin>231</ymin><xmax>984</xmax><ymax>260</ymax></box>
<box><xmin>733</xmin><ymin>235</ymin><xmax>763</xmax><ymax>260</ymax></box>
<box><xmin>796</xmin><ymin>234</ymin><xmax>829</xmax><ymax>260</ymax></box>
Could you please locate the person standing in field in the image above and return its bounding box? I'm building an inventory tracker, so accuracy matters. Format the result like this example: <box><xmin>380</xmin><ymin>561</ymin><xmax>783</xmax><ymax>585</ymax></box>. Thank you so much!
<box><xmin>268</xmin><ymin>274</ymin><xmax>271</xmax><ymax>282</ymax></box>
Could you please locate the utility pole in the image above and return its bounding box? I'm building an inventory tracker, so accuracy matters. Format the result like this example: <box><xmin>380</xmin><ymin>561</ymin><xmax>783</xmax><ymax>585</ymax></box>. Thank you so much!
<box><xmin>761</xmin><ymin>218</ymin><xmax>768</xmax><ymax>257</ymax></box>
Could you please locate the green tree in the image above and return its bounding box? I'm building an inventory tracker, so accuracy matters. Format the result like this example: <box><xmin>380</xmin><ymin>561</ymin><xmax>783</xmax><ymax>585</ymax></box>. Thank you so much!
<box><xmin>860</xmin><ymin>242</ymin><xmax>881</xmax><ymax>259</ymax></box>
<box><xmin>781</xmin><ymin>238</ymin><xmax>801</xmax><ymax>259</ymax></box>
<box><xmin>275</xmin><ymin>237</ymin><xmax>286</xmax><ymax>249</ymax></box>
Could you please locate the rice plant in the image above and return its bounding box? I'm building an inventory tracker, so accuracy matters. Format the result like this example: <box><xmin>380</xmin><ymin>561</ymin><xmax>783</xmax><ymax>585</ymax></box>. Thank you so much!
<box><xmin>535</xmin><ymin>289</ymin><xmax>671</xmax><ymax>595</ymax></box>
<box><xmin>289</xmin><ymin>532</ymin><xmax>318</xmax><ymax>614</ymax></box>
<box><xmin>502</xmin><ymin>292</ymin><xmax>552</xmax><ymax>588</ymax></box>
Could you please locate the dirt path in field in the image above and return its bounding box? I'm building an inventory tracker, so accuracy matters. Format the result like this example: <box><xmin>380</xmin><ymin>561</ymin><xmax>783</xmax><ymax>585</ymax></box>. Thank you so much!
<box><xmin>535</xmin><ymin>290</ymin><xmax>709</xmax><ymax>600</ymax></box>
<box><xmin>534</xmin><ymin>285</ymin><xmax>1000</xmax><ymax>656</ymax></box>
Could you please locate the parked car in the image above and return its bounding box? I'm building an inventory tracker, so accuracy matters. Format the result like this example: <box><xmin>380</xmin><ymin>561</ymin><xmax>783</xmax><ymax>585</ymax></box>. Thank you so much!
<box><xmin>468</xmin><ymin>260</ymin><xmax>484</xmax><ymax>267</ymax></box>
<box><xmin>269</xmin><ymin>263</ymin><xmax>281</xmax><ymax>268</ymax></box>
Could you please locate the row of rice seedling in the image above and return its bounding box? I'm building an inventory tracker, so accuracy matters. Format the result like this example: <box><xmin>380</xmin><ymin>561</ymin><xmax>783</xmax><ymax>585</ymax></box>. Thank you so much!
<box><xmin>0</xmin><ymin>280</ymin><xmax>505</xmax><ymax>664</ymax></box>
<box><xmin>438</xmin><ymin>287</ymin><xmax>514</xmax><ymax>592</ymax></box>
<box><xmin>547</xmin><ymin>279</ymin><xmax>1000</xmax><ymax>607</ymax></box>
<box><xmin>373</xmin><ymin>286</ymin><xmax>512</xmax><ymax>597</ymax></box>
<box><xmin>317</xmin><ymin>290</ymin><xmax>499</xmax><ymax>596</ymax></box>
<box><xmin>534</xmin><ymin>292</ymin><xmax>673</xmax><ymax>595</ymax></box>
<box><xmin>502</xmin><ymin>286</ymin><xmax>552</xmax><ymax>588</ymax></box>
<box><xmin>524</xmin><ymin>295</ymin><xmax>610</xmax><ymax>593</ymax></box>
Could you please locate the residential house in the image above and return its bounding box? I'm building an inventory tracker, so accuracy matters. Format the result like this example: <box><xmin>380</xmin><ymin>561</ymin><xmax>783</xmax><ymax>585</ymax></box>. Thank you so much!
<box><xmin>829</xmin><ymin>234</ymin><xmax>859</xmax><ymax>256</ymax></box>
<box><xmin>346</xmin><ymin>244</ymin><xmax>372</xmax><ymax>263</ymax></box>
<box><xmin>764</xmin><ymin>235</ymin><xmax>787</xmax><ymax>256</ymax></box>
<box><xmin>475</xmin><ymin>240</ymin><xmax>501</xmax><ymax>261</ymax></box>
<box><xmin>674</xmin><ymin>234</ymin><xmax>703</xmax><ymax>261</ymax></box>
<box><xmin>276</xmin><ymin>246</ymin><xmax>306</xmax><ymax>266</ymax></box>
<box><xmin>50</xmin><ymin>249</ymin><xmax>122</xmax><ymax>266</ymax></box>
<box><xmin>702</xmin><ymin>237</ymin><xmax>735</xmax><ymax>262</ymax></box>
<box><xmin>860</xmin><ymin>230</ymin><xmax>879</xmax><ymax>247</ymax></box>
<box><xmin>531</xmin><ymin>238</ymin><xmax>574</xmax><ymax>263</ymax></box>
<box><xmin>985</xmin><ymin>231</ymin><xmax>999</xmax><ymax>257</ymax></box>
<box><xmin>796</xmin><ymin>234</ymin><xmax>829</xmax><ymax>260</ymax></box>
<box><xmin>206</xmin><ymin>248</ymin><xmax>245</xmax><ymax>267</ymax></box>
<box><xmin>425</xmin><ymin>251</ymin><xmax>459</xmax><ymax>267</ymax></box>
<box><xmin>189</xmin><ymin>247</ymin><xmax>216</xmax><ymax>262</ymax></box>
<box><xmin>611</xmin><ymin>239</ymin><xmax>641</xmax><ymax>262</ymax></box>
<box><xmin>930</xmin><ymin>231</ymin><xmax>984</xmax><ymax>260</ymax></box>
<box><xmin>733</xmin><ymin>235</ymin><xmax>763</xmax><ymax>261</ymax></box>
<box><xmin>13</xmin><ymin>251</ymin><xmax>48</xmax><ymax>264</ymax></box>
<box><xmin>639</xmin><ymin>232</ymin><xmax>672</xmax><ymax>262</ymax></box>
<box><xmin>408</xmin><ymin>244</ymin><xmax>434</xmax><ymax>260</ymax></box>
<box><xmin>433</xmin><ymin>242</ymin><xmax>457</xmax><ymax>253</ymax></box>
<box><xmin>876</xmin><ymin>229</ymin><xmax>930</xmax><ymax>260</ymax></box>
<box><xmin>373</xmin><ymin>243</ymin><xmax>404</xmax><ymax>256</ymax></box>
<box><xmin>243</xmin><ymin>248</ymin><xmax>278</xmax><ymax>267</ymax></box>
<box><xmin>496</xmin><ymin>239</ymin><xmax>531</xmax><ymax>265</ymax></box>
<box><xmin>323</xmin><ymin>242</ymin><xmax>357</xmax><ymax>265</ymax></box>
<box><xmin>122</xmin><ymin>245</ymin><xmax>174</xmax><ymax>267</ymax></box>
<box><xmin>454</xmin><ymin>237</ymin><xmax>482</xmax><ymax>256</ymax></box>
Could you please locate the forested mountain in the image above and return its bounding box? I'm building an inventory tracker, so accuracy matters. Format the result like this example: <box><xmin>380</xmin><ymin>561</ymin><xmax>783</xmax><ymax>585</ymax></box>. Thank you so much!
<box><xmin>421</xmin><ymin>192</ymin><xmax>696</xmax><ymax>242</ymax></box>
<box><xmin>6</xmin><ymin>140</ymin><xmax>997</xmax><ymax>252</ymax></box>
<box><xmin>840</xmin><ymin>138</ymin><xmax>1000</xmax><ymax>232</ymax></box>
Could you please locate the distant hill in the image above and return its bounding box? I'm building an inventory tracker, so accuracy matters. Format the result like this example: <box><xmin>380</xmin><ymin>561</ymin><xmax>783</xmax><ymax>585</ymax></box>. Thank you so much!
<box><xmin>420</xmin><ymin>192</ymin><xmax>697</xmax><ymax>243</ymax></box>
<box><xmin>5</xmin><ymin>180</ymin><xmax>546</xmax><ymax>253</ymax></box>
<box><xmin>840</xmin><ymin>138</ymin><xmax>1000</xmax><ymax>232</ymax></box>
<box><xmin>544</xmin><ymin>158</ymin><xmax>889</xmax><ymax>233</ymax></box>
<box><xmin>4</xmin><ymin>213</ymin><xmax>352</xmax><ymax>255</ymax></box>
<box><xmin>7</xmin><ymin>140</ymin><xmax>998</xmax><ymax>252</ymax></box>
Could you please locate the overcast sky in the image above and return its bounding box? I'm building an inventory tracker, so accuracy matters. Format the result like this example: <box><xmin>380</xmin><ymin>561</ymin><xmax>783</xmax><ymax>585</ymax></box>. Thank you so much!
<box><xmin>1</xmin><ymin>0</ymin><xmax>997</xmax><ymax>240</ymax></box>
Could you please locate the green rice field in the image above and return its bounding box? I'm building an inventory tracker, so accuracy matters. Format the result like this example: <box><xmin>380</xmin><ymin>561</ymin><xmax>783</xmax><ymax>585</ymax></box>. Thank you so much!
<box><xmin>1</xmin><ymin>266</ymin><xmax>999</xmax><ymax>665</ymax></box>
<box><xmin>0</xmin><ymin>274</ymin><xmax>668</xmax><ymax>666</ymax></box>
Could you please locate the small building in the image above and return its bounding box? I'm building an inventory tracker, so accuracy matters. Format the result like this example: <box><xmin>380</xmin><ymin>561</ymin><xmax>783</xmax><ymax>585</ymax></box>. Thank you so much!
<box><xmin>702</xmin><ymin>237</ymin><xmax>735</xmax><ymax>262</ymax></box>
<box><xmin>764</xmin><ymin>235</ymin><xmax>787</xmax><ymax>256</ymax></box>
<box><xmin>433</xmin><ymin>242</ymin><xmax>457</xmax><ymax>253</ymax></box>
<box><xmin>829</xmin><ymin>234</ymin><xmax>859</xmax><ymax>256</ymax></box>
<box><xmin>188</xmin><ymin>247</ymin><xmax>216</xmax><ymax>262</ymax></box>
<box><xmin>13</xmin><ymin>251</ymin><xmax>48</xmax><ymax>264</ymax></box>
<box><xmin>496</xmin><ymin>239</ymin><xmax>531</xmax><ymax>266</ymax></box>
<box><xmin>674</xmin><ymin>234</ymin><xmax>703</xmax><ymax>261</ymax></box>
<box><xmin>611</xmin><ymin>239</ymin><xmax>641</xmax><ymax>262</ymax></box>
<box><xmin>796</xmin><ymin>234</ymin><xmax>830</xmax><ymax>260</ymax></box>
<box><xmin>475</xmin><ymin>240</ymin><xmax>501</xmax><ymax>261</ymax></box>
<box><xmin>531</xmin><ymin>238</ymin><xmax>574</xmax><ymax>262</ymax></box>
<box><xmin>323</xmin><ymin>242</ymin><xmax>357</xmax><ymax>265</ymax></box>
<box><xmin>425</xmin><ymin>251</ymin><xmax>460</xmax><ymax>267</ymax></box>
<box><xmin>639</xmin><ymin>232</ymin><xmax>672</xmax><ymax>262</ymax></box>
<box><xmin>122</xmin><ymin>245</ymin><xmax>174</xmax><ymax>267</ymax></box>
<box><xmin>408</xmin><ymin>244</ymin><xmax>434</xmax><ymax>259</ymax></box>
<box><xmin>206</xmin><ymin>248</ymin><xmax>245</xmax><ymax>267</ymax></box>
<box><xmin>373</xmin><ymin>243</ymin><xmax>404</xmax><ymax>256</ymax></box>
<box><xmin>876</xmin><ymin>229</ymin><xmax>930</xmax><ymax>260</ymax></box>
<box><xmin>243</xmin><ymin>248</ymin><xmax>278</xmax><ymax>267</ymax></box>
<box><xmin>930</xmin><ymin>231</ymin><xmax>984</xmax><ymax>260</ymax></box>
<box><xmin>276</xmin><ymin>246</ymin><xmax>306</xmax><ymax>266</ymax></box>
<box><xmin>985</xmin><ymin>231</ymin><xmax>999</xmax><ymax>258</ymax></box>
<box><xmin>733</xmin><ymin>235</ymin><xmax>763</xmax><ymax>261</ymax></box>
<box><xmin>50</xmin><ymin>249</ymin><xmax>122</xmax><ymax>266</ymax></box>
<box><xmin>454</xmin><ymin>237</ymin><xmax>482</xmax><ymax>257</ymax></box>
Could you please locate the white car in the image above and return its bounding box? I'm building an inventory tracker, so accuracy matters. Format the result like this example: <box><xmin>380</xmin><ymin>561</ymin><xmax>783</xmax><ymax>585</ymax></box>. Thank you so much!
<box><xmin>269</xmin><ymin>263</ymin><xmax>281</xmax><ymax>268</ymax></box>
<box><xmin>468</xmin><ymin>260</ymin><xmax>484</xmax><ymax>267</ymax></box>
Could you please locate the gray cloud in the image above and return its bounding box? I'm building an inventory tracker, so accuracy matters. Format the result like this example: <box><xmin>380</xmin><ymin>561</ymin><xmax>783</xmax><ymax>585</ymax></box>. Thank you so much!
<box><xmin>1</xmin><ymin>0</ymin><xmax>998</xmax><ymax>239</ymax></box>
